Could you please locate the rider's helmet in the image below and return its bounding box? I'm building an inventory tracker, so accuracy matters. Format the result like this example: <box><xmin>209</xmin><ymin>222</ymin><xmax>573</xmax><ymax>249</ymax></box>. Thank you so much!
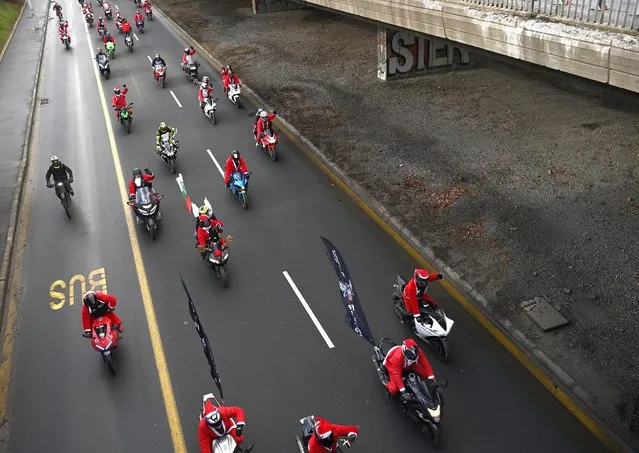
<box><xmin>259</xmin><ymin>110</ymin><xmax>267</xmax><ymax>119</ymax></box>
<box><xmin>200</xmin><ymin>82</ymin><xmax>207</xmax><ymax>90</ymax></box>
<box><xmin>414</xmin><ymin>268</ymin><xmax>429</xmax><ymax>290</ymax></box>
<box><xmin>203</xmin><ymin>406</ymin><xmax>223</xmax><ymax>431</ymax></box>
<box><xmin>132</xmin><ymin>168</ymin><xmax>142</xmax><ymax>178</ymax></box>
<box><xmin>113</xmin><ymin>85</ymin><xmax>120</xmax><ymax>95</ymax></box>
<box><xmin>96</xmin><ymin>47</ymin><xmax>102</xmax><ymax>53</ymax></box>
<box><xmin>225</xmin><ymin>64</ymin><xmax>232</xmax><ymax>75</ymax></box>
<box><xmin>200</xmin><ymin>218</ymin><xmax>211</xmax><ymax>231</ymax></box>
<box><xmin>202</xmin><ymin>75</ymin><xmax>209</xmax><ymax>85</ymax></box>
<box><xmin>98</xmin><ymin>16</ymin><xmax>102</xmax><ymax>20</ymax></box>
<box><xmin>50</xmin><ymin>155</ymin><xmax>60</xmax><ymax>165</ymax></box>
<box><xmin>83</xmin><ymin>291</ymin><xmax>98</xmax><ymax>309</ymax></box>
<box><xmin>231</xmin><ymin>150</ymin><xmax>240</xmax><ymax>162</ymax></box>
<box><xmin>184</xmin><ymin>47</ymin><xmax>190</xmax><ymax>55</ymax></box>
<box><xmin>136</xmin><ymin>8</ymin><xmax>140</xmax><ymax>13</ymax></box>
<box><xmin>199</xmin><ymin>205</ymin><xmax>210</xmax><ymax>216</ymax></box>
<box><xmin>105</xmin><ymin>32</ymin><xmax>111</xmax><ymax>38</ymax></box>
<box><xmin>159</xmin><ymin>121</ymin><xmax>168</xmax><ymax>131</ymax></box>
<box><xmin>401</xmin><ymin>338</ymin><xmax>419</xmax><ymax>362</ymax></box>
<box><xmin>64</xmin><ymin>20</ymin><xmax>69</xmax><ymax>25</ymax></box>
<box><xmin>212</xmin><ymin>222</ymin><xmax>223</xmax><ymax>235</ymax></box>
<box><xmin>155</xmin><ymin>53</ymin><xmax>160</xmax><ymax>59</ymax></box>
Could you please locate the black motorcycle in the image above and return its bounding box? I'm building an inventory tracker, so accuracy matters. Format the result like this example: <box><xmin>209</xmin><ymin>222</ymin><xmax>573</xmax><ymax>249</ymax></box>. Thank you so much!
<box><xmin>48</xmin><ymin>180</ymin><xmax>72</xmax><ymax>218</ymax></box>
<box><xmin>201</xmin><ymin>236</ymin><xmax>230</xmax><ymax>287</ymax></box>
<box><xmin>97</xmin><ymin>54</ymin><xmax>110</xmax><ymax>79</ymax></box>
<box><xmin>372</xmin><ymin>338</ymin><xmax>447</xmax><ymax>447</ymax></box>
<box><xmin>296</xmin><ymin>416</ymin><xmax>356</xmax><ymax>453</ymax></box>
<box><xmin>127</xmin><ymin>186</ymin><xmax>162</xmax><ymax>240</ymax></box>
<box><xmin>183</xmin><ymin>58</ymin><xmax>200</xmax><ymax>84</ymax></box>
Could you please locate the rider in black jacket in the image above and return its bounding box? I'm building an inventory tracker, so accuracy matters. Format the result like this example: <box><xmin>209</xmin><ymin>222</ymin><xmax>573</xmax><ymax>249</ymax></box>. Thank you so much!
<box><xmin>45</xmin><ymin>156</ymin><xmax>74</xmax><ymax>197</ymax></box>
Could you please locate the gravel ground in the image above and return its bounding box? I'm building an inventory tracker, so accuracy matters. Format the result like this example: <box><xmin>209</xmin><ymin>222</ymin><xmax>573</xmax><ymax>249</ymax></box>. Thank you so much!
<box><xmin>154</xmin><ymin>0</ymin><xmax>639</xmax><ymax>435</ymax></box>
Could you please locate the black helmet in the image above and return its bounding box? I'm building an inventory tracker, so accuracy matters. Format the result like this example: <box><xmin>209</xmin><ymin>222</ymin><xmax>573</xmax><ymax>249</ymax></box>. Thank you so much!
<box><xmin>402</xmin><ymin>339</ymin><xmax>419</xmax><ymax>361</ymax></box>
<box><xmin>133</xmin><ymin>168</ymin><xmax>141</xmax><ymax>177</ymax></box>
<box><xmin>83</xmin><ymin>291</ymin><xmax>98</xmax><ymax>308</ymax></box>
<box><xmin>231</xmin><ymin>150</ymin><xmax>240</xmax><ymax>160</ymax></box>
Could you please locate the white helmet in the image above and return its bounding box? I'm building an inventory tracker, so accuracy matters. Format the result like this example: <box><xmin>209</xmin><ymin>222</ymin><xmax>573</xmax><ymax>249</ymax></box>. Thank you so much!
<box><xmin>200</xmin><ymin>82</ymin><xmax>207</xmax><ymax>89</ymax></box>
<box><xmin>259</xmin><ymin>110</ymin><xmax>267</xmax><ymax>119</ymax></box>
<box><xmin>202</xmin><ymin>75</ymin><xmax>209</xmax><ymax>84</ymax></box>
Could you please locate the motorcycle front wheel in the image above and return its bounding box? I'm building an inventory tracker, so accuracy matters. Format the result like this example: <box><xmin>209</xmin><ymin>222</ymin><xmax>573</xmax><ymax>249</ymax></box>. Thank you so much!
<box><xmin>268</xmin><ymin>147</ymin><xmax>277</xmax><ymax>161</ymax></box>
<box><xmin>62</xmin><ymin>192</ymin><xmax>72</xmax><ymax>218</ymax></box>
<box><xmin>239</xmin><ymin>192</ymin><xmax>248</xmax><ymax>209</ymax></box>
<box><xmin>216</xmin><ymin>265</ymin><xmax>228</xmax><ymax>288</ymax></box>
<box><xmin>168</xmin><ymin>157</ymin><xmax>176</xmax><ymax>174</ymax></box>
<box><xmin>422</xmin><ymin>423</ymin><xmax>440</xmax><ymax>447</ymax></box>
<box><xmin>103</xmin><ymin>352</ymin><xmax>117</xmax><ymax>376</ymax></box>
<box><xmin>147</xmin><ymin>217</ymin><xmax>157</xmax><ymax>240</ymax></box>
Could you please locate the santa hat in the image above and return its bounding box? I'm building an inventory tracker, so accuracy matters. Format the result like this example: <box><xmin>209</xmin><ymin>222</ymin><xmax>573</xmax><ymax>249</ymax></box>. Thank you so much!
<box><xmin>403</xmin><ymin>338</ymin><xmax>418</xmax><ymax>349</ymax></box>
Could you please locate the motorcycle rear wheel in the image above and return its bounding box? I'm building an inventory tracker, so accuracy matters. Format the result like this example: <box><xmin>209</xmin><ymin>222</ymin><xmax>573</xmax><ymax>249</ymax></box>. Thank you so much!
<box><xmin>422</xmin><ymin>423</ymin><xmax>440</xmax><ymax>447</ymax></box>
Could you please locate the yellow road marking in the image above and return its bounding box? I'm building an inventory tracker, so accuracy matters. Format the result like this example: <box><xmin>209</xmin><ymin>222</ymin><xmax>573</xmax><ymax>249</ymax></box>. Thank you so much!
<box><xmin>50</xmin><ymin>267</ymin><xmax>108</xmax><ymax>310</ymax></box>
<box><xmin>278</xmin><ymin>125</ymin><xmax>622</xmax><ymax>452</ymax></box>
<box><xmin>85</xmin><ymin>27</ymin><xmax>187</xmax><ymax>453</ymax></box>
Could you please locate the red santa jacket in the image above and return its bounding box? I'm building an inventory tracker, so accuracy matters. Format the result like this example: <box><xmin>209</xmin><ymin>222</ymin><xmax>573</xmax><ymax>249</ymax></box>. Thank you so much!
<box><xmin>221</xmin><ymin>70</ymin><xmax>240</xmax><ymax>88</ymax></box>
<box><xmin>308</xmin><ymin>417</ymin><xmax>359</xmax><ymax>453</ymax></box>
<box><xmin>111</xmin><ymin>86</ymin><xmax>129</xmax><ymax>110</ymax></box>
<box><xmin>198</xmin><ymin>85</ymin><xmax>213</xmax><ymax>103</ymax></box>
<box><xmin>128</xmin><ymin>173</ymin><xmax>154</xmax><ymax>195</ymax></box>
<box><xmin>197</xmin><ymin>220</ymin><xmax>224</xmax><ymax>248</ymax></box>
<box><xmin>402</xmin><ymin>271</ymin><xmax>440</xmax><ymax>316</ymax></box>
<box><xmin>134</xmin><ymin>12</ymin><xmax>144</xmax><ymax>21</ymax></box>
<box><xmin>255</xmin><ymin>113</ymin><xmax>276</xmax><ymax>136</ymax></box>
<box><xmin>182</xmin><ymin>48</ymin><xmax>196</xmax><ymax>64</ymax></box>
<box><xmin>81</xmin><ymin>292</ymin><xmax>117</xmax><ymax>330</ymax></box>
<box><xmin>224</xmin><ymin>157</ymin><xmax>248</xmax><ymax>184</ymax></box>
<box><xmin>198</xmin><ymin>405</ymin><xmax>246</xmax><ymax>453</ymax></box>
<box><xmin>383</xmin><ymin>339</ymin><xmax>435</xmax><ymax>395</ymax></box>
<box><xmin>121</xmin><ymin>21</ymin><xmax>131</xmax><ymax>33</ymax></box>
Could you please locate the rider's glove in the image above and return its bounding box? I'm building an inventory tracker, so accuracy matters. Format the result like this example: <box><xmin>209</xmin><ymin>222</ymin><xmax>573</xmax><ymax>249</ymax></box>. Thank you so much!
<box><xmin>82</xmin><ymin>329</ymin><xmax>91</xmax><ymax>338</ymax></box>
<box><xmin>235</xmin><ymin>423</ymin><xmax>244</xmax><ymax>436</ymax></box>
<box><xmin>436</xmin><ymin>273</ymin><xmax>444</xmax><ymax>280</ymax></box>
<box><xmin>128</xmin><ymin>193</ymin><xmax>135</xmax><ymax>200</ymax></box>
<box><xmin>144</xmin><ymin>168</ymin><xmax>152</xmax><ymax>175</ymax></box>
<box><xmin>47</xmin><ymin>183</ymin><xmax>54</xmax><ymax>188</ymax></box>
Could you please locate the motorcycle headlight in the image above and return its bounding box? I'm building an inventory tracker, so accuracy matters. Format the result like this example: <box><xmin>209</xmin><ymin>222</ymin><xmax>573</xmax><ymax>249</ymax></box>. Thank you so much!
<box><xmin>148</xmin><ymin>205</ymin><xmax>157</xmax><ymax>214</ymax></box>
<box><xmin>427</xmin><ymin>405</ymin><xmax>441</xmax><ymax>420</ymax></box>
<box><xmin>208</xmin><ymin>255</ymin><xmax>220</xmax><ymax>264</ymax></box>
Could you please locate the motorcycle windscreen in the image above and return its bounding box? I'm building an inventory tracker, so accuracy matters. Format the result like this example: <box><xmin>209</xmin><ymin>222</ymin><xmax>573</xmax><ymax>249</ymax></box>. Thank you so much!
<box><xmin>136</xmin><ymin>186</ymin><xmax>152</xmax><ymax>205</ymax></box>
<box><xmin>231</xmin><ymin>172</ymin><xmax>245</xmax><ymax>186</ymax></box>
<box><xmin>161</xmin><ymin>132</ymin><xmax>171</xmax><ymax>142</ymax></box>
<box><xmin>94</xmin><ymin>324</ymin><xmax>108</xmax><ymax>337</ymax></box>
<box><xmin>405</xmin><ymin>373</ymin><xmax>438</xmax><ymax>408</ymax></box>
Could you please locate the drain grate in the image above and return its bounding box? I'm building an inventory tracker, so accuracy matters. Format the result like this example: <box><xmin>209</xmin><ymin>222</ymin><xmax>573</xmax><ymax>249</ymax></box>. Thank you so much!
<box><xmin>40</xmin><ymin>98</ymin><xmax>49</xmax><ymax>105</ymax></box>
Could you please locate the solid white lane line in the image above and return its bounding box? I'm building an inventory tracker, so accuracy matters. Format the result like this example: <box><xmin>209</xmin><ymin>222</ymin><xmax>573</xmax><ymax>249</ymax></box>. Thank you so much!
<box><xmin>133</xmin><ymin>33</ymin><xmax>139</xmax><ymax>41</ymax></box>
<box><xmin>206</xmin><ymin>149</ymin><xmax>224</xmax><ymax>177</ymax></box>
<box><xmin>147</xmin><ymin>55</ymin><xmax>152</xmax><ymax>62</ymax></box>
<box><xmin>282</xmin><ymin>271</ymin><xmax>335</xmax><ymax>349</ymax></box>
<box><xmin>115</xmin><ymin>4</ymin><xmax>119</xmax><ymax>9</ymax></box>
<box><xmin>170</xmin><ymin>90</ymin><xmax>182</xmax><ymax>108</ymax></box>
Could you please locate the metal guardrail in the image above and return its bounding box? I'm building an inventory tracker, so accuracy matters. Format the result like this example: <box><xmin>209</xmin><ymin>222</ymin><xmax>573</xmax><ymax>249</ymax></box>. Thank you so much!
<box><xmin>461</xmin><ymin>0</ymin><xmax>639</xmax><ymax>30</ymax></box>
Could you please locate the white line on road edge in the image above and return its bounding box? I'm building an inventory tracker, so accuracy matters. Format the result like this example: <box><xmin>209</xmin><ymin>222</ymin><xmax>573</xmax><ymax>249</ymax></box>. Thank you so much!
<box><xmin>147</xmin><ymin>55</ymin><xmax>152</xmax><ymax>62</ymax></box>
<box><xmin>170</xmin><ymin>90</ymin><xmax>182</xmax><ymax>108</ymax></box>
<box><xmin>133</xmin><ymin>33</ymin><xmax>139</xmax><ymax>41</ymax></box>
<box><xmin>282</xmin><ymin>271</ymin><xmax>335</xmax><ymax>349</ymax></box>
<box><xmin>206</xmin><ymin>149</ymin><xmax>224</xmax><ymax>177</ymax></box>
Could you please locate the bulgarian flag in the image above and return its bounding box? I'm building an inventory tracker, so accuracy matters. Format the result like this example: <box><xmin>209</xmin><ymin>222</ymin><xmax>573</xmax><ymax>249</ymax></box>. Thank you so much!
<box><xmin>175</xmin><ymin>173</ymin><xmax>213</xmax><ymax>218</ymax></box>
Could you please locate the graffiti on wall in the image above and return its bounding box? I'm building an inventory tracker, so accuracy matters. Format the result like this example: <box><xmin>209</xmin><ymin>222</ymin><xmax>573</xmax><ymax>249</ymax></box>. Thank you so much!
<box><xmin>383</xmin><ymin>28</ymin><xmax>471</xmax><ymax>79</ymax></box>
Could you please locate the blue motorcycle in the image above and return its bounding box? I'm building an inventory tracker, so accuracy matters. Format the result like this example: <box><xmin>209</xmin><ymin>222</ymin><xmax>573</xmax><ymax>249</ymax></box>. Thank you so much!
<box><xmin>229</xmin><ymin>171</ymin><xmax>251</xmax><ymax>209</ymax></box>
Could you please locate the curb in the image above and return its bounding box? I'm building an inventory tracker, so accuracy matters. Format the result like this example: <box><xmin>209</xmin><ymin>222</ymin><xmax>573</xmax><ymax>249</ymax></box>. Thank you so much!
<box><xmin>0</xmin><ymin>0</ymin><xmax>27</xmax><ymax>65</ymax></box>
<box><xmin>0</xmin><ymin>0</ymin><xmax>50</xmax><ymax>329</ymax></box>
<box><xmin>155</xmin><ymin>5</ymin><xmax>636</xmax><ymax>452</ymax></box>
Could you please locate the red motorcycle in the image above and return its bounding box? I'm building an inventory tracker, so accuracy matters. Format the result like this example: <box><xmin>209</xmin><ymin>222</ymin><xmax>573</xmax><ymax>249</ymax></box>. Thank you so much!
<box><xmin>144</xmin><ymin>3</ymin><xmax>152</xmax><ymax>20</ymax></box>
<box><xmin>87</xmin><ymin>315</ymin><xmax>120</xmax><ymax>375</ymax></box>
<box><xmin>153</xmin><ymin>64</ymin><xmax>166</xmax><ymax>88</ymax></box>
<box><xmin>257</xmin><ymin>130</ymin><xmax>279</xmax><ymax>161</ymax></box>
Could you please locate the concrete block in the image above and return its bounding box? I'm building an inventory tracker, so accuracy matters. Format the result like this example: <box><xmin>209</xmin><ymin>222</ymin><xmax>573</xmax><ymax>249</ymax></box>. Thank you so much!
<box><xmin>610</xmin><ymin>45</ymin><xmax>639</xmax><ymax>77</ymax></box>
<box><xmin>610</xmin><ymin>70</ymin><xmax>639</xmax><ymax>92</ymax></box>
<box><xmin>520</xmin><ymin>296</ymin><xmax>569</xmax><ymax>332</ymax></box>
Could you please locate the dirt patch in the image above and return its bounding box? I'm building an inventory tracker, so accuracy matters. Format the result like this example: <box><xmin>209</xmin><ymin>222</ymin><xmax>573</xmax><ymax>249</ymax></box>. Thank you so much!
<box><xmin>155</xmin><ymin>0</ymin><xmax>639</xmax><ymax>437</ymax></box>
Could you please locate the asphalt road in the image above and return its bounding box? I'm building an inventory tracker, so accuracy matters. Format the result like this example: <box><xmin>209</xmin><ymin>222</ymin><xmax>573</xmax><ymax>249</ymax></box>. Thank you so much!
<box><xmin>2</xmin><ymin>0</ymin><xmax>608</xmax><ymax>452</ymax></box>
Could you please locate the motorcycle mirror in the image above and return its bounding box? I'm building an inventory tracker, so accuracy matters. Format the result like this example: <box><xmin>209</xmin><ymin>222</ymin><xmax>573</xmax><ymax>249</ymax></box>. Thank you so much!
<box><xmin>127</xmin><ymin>201</ymin><xmax>135</xmax><ymax>206</ymax></box>
<box><xmin>128</xmin><ymin>102</ymin><xmax>134</xmax><ymax>106</ymax></box>
<box><xmin>157</xmin><ymin>195</ymin><xmax>164</xmax><ymax>200</ymax></box>
<box><xmin>213</xmin><ymin>98</ymin><xmax>219</xmax><ymax>102</ymax></box>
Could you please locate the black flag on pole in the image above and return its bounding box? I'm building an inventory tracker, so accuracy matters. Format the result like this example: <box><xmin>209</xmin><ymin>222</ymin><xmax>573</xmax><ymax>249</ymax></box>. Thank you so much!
<box><xmin>321</xmin><ymin>237</ymin><xmax>375</xmax><ymax>345</ymax></box>
<box><xmin>179</xmin><ymin>273</ymin><xmax>224</xmax><ymax>399</ymax></box>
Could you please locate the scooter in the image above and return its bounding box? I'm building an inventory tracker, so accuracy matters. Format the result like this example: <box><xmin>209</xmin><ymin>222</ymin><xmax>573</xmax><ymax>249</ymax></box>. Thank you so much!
<box><xmin>392</xmin><ymin>275</ymin><xmax>454</xmax><ymax>362</ymax></box>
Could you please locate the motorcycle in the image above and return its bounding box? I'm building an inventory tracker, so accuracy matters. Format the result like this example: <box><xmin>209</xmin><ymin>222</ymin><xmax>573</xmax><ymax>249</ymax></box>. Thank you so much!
<box><xmin>372</xmin><ymin>337</ymin><xmax>447</xmax><ymax>447</ymax></box>
<box><xmin>202</xmin><ymin>96</ymin><xmax>217</xmax><ymax>125</ymax></box>
<box><xmin>392</xmin><ymin>275</ymin><xmax>454</xmax><ymax>363</ymax></box>
<box><xmin>103</xmin><ymin>5</ymin><xmax>112</xmax><ymax>19</ymax></box>
<box><xmin>153</xmin><ymin>64</ymin><xmax>166</xmax><ymax>88</ymax></box>
<box><xmin>127</xmin><ymin>185</ymin><xmax>162</xmax><ymax>240</ymax></box>
<box><xmin>200</xmin><ymin>393</ymin><xmax>253</xmax><ymax>453</ymax></box>
<box><xmin>228</xmin><ymin>171</ymin><xmax>250</xmax><ymax>209</ymax></box>
<box><xmin>49</xmin><ymin>181</ymin><xmax>72</xmax><ymax>218</ymax></box>
<box><xmin>97</xmin><ymin>54</ymin><xmax>110</xmax><ymax>79</ymax></box>
<box><xmin>87</xmin><ymin>315</ymin><xmax>120</xmax><ymax>375</ymax></box>
<box><xmin>226</xmin><ymin>83</ymin><xmax>241</xmax><ymax>108</ymax></box>
<box><xmin>60</xmin><ymin>33</ymin><xmax>71</xmax><ymax>50</ymax></box>
<box><xmin>296</xmin><ymin>416</ymin><xmax>355</xmax><ymax>453</ymax></box>
<box><xmin>183</xmin><ymin>55</ymin><xmax>199</xmax><ymax>83</ymax></box>
<box><xmin>124</xmin><ymin>33</ymin><xmax>134</xmax><ymax>53</ymax></box>
<box><xmin>97</xmin><ymin>24</ymin><xmax>106</xmax><ymax>36</ymax></box>
<box><xmin>144</xmin><ymin>5</ymin><xmax>152</xmax><ymax>20</ymax></box>
<box><xmin>257</xmin><ymin>129</ymin><xmax>278</xmax><ymax>161</ymax></box>
<box><xmin>105</xmin><ymin>40</ymin><xmax>116</xmax><ymax>59</ymax></box>
<box><xmin>85</xmin><ymin>12</ymin><xmax>94</xmax><ymax>27</ymax></box>
<box><xmin>135</xmin><ymin>18</ymin><xmax>144</xmax><ymax>33</ymax></box>
<box><xmin>134</xmin><ymin>0</ymin><xmax>141</xmax><ymax>6</ymax></box>
<box><xmin>117</xmin><ymin>102</ymin><xmax>133</xmax><ymax>133</ymax></box>
<box><xmin>115</xmin><ymin>18</ymin><xmax>123</xmax><ymax>33</ymax></box>
<box><xmin>158</xmin><ymin>132</ymin><xmax>178</xmax><ymax>174</ymax></box>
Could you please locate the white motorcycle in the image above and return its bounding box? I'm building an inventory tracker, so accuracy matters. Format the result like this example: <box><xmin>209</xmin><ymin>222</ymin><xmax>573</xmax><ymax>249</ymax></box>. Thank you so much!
<box><xmin>392</xmin><ymin>275</ymin><xmax>454</xmax><ymax>362</ymax></box>
<box><xmin>199</xmin><ymin>393</ymin><xmax>254</xmax><ymax>453</ymax></box>
<box><xmin>124</xmin><ymin>33</ymin><xmax>134</xmax><ymax>53</ymax></box>
<box><xmin>157</xmin><ymin>131</ymin><xmax>178</xmax><ymax>174</ymax></box>
<box><xmin>202</xmin><ymin>96</ymin><xmax>218</xmax><ymax>125</ymax></box>
<box><xmin>226</xmin><ymin>83</ymin><xmax>241</xmax><ymax>108</ymax></box>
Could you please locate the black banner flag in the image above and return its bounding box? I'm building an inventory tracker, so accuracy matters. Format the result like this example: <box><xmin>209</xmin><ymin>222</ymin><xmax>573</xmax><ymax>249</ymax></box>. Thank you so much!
<box><xmin>321</xmin><ymin>237</ymin><xmax>375</xmax><ymax>345</ymax></box>
<box><xmin>179</xmin><ymin>273</ymin><xmax>224</xmax><ymax>399</ymax></box>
